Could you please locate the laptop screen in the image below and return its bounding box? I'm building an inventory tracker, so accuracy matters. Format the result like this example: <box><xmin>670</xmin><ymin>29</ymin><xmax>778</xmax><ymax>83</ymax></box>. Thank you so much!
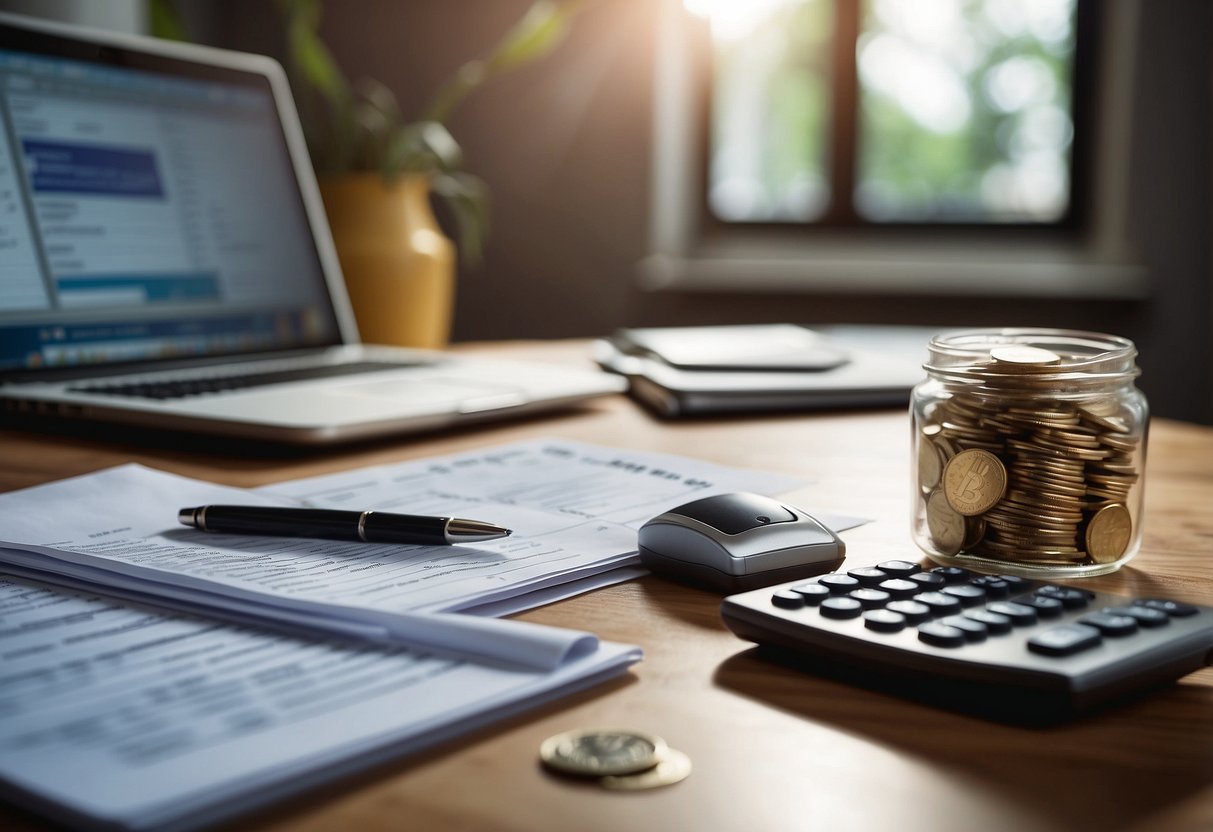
<box><xmin>0</xmin><ymin>21</ymin><xmax>344</xmax><ymax>375</ymax></box>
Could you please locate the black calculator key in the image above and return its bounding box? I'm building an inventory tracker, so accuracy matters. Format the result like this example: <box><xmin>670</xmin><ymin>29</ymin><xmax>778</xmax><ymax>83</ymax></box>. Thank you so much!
<box><xmin>876</xmin><ymin>560</ymin><xmax>920</xmax><ymax>578</ymax></box>
<box><xmin>986</xmin><ymin>601</ymin><xmax>1038</xmax><ymax>627</ymax></box>
<box><xmin>964</xmin><ymin>609</ymin><xmax>1012</xmax><ymax>635</ymax></box>
<box><xmin>1138</xmin><ymin>599</ymin><xmax>1199</xmax><ymax>617</ymax></box>
<box><xmin>850</xmin><ymin>588</ymin><xmax>892</xmax><ymax>610</ymax></box>
<box><xmin>887</xmin><ymin>600</ymin><xmax>931</xmax><ymax>624</ymax></box>
<box><xmin>820</xmin><ymin>574</ymin><xmax>861</xmax><ymax>594</ymax></box>
<box><xmin>848</xmin><ymin>567</ymin><xmax>890</xmax><ymax>587</ymax></box>
<box><xmin>907</xmin><ymin>571</ymin><xmax>946</xmax><ymax>590</ymax></box>
<box><xmin>820</xmin><ymin>597</ymin><xmax>864</xmax><ymax>619</ymax></box>
<box><xmin>942</xmin><ymin>584</ymin><xmax>987</xmax><ymax>607</ymax></box>
<box><xmin>1078</xmin><ymin>612</ymin><xmax>1138</xmax><ymax>637</ymax></box>
<box><xmin>1028</xmin><ymin>623</ymin><xmax>1102</xmax><ymax>656</ymax></box>
<box><xmin>790</xmin><ymin>583</ymin><xmax>831</xmax><ymax>605</ymax></box>
<box><xmin>997</xmin><ymin>575</ymin><xmax>1033</xmax><ymax>593</ymax></box>
<box><xmin>771</xmin><ymin>589</ymin><xmax>805</xmax><ymax>609</ymax></box>
<box><xmin>878</xmin><ymin>578</ymin><xmax>920</xmax><ymax>600</ymax></box>
<box><xmin>918</xmin><ymin>621</ymin><xmax>966</xmax><ymax>648</ymax></box>
<box><xmin>914</xmin><ymin>591</ymin><xmax>962</xmax><ymax>617</ymax></box>
<box><xmin>1108</xmin><ymin>605</ymin><xmax>1169</xmax><ymax>627</ymax></box>
<box><xmin>941</xmin><ymin>615</ymin><xmax>988</xmax><ymax>643</ymax></box>
<box><xmin>1037</xmin><ymin>586</ymin><xmax>1092</xmax><ymax>609</ymax></box>
<box><xmin>1023</xmin><ymin>596</ymin><xmax>1065</xmax><ymax>619</ymax></box>
<box><xmin>970</xmin><ymin>576</ymin><xmax>1010</xmax><ymax>599</ymax></box>
<box><xmin>931</xmin><ymin>567</ymin><xmax>970</xmax><ymax>584</ymax></box>
<box><xmin>864</xmin><ymin>609</ymin><xmax>907</xmax><ymax>633</ymax></box>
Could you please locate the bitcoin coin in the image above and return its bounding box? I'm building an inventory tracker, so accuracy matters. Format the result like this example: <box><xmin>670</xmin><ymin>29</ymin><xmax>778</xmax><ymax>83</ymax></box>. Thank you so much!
<box><xmin>1085</xmin><ymin>503</ymin><xmax>1133</xmax><ymax>563</ymax></box>
<box><xmin>943</xmin><ymin>449</ymin><xmax>1007</xmax><ymax>516</ymax></box>
<box><xmin>926</xmin><ymin>488</ymin><xmax>966</xmax><ymax>556</ymax></box>
<box><xmin>918</xmin><ymin>434</ymin><xmax>945</xmax><ymax>490</ymax></box>
<box><xmin>540</xmin><ymin>729</ymin><xmax>667</xmax><ymax>776</ymax></box>
<box><xmin>601</xmin><ymin>748</ymin><xmax>692</xmax><ymax>791</ymax></box>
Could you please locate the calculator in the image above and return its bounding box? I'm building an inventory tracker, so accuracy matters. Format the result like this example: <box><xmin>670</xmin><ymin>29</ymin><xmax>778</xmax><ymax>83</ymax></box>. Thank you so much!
<box><xmin>720</xmin><ymin>561</ymin><xmax>1213</xmax><ymax>723</ymax></box>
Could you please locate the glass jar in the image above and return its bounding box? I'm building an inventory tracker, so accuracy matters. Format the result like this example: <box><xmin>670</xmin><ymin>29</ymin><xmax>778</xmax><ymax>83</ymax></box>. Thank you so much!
<box><xmin>910</xmin><ymin>328</ymin><xmax>1148</xmax><ymax>578</ymax></box>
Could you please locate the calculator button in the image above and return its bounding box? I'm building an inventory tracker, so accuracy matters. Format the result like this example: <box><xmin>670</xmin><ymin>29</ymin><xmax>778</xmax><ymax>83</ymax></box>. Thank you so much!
<box><xmin>819</xmin><ymin>574</ymin><xmax>861</xmax><ymax>594</ymax></box>
<box><xmin>1138</xmin><ymin>599</ymin><xmax>1199</xmax><ymax>617</ymax></box>
<box><xmin>1036</xmin><ymin>586</ymin><xmax>1091</xmax><ymax>609</ymax></box>
<box><xmin>907</xmin><ymin>571</ymin><xmax>946</xmax><ymax>590</ymax></box>
<box><xmin>820</xmin><ymin>597</ymin><xmax>864</xmax><ymax>619</ymax></box>
<box><xmin>914</xmin><ymin>591</ymin><xmax>962</xmax><ymax>617</ymax></box>
<box><xmin>969</xmin><ymin>576</ymin><xmax>1010</xmax><ymax>599</ymax></box>
<box><xmin>887</xmin><ymin>600</ymin><xmax>931</xmax><ymax>624</ymax></box>
<box><xmin>986</xmin><ymin>601</ymin><xmax>1038</xmax><ymax>627</ymax></box>
<box><xmin>1078</xmin><ymin>612</ymin><xmax>1138</xmax><ymax>637</ymax></box>
<box><xmin>1107</xmin><ymin>605</ymin><xmax>1169</xmax><ymax>627</ymax></box>
<box><xmin>864</xmin><ymin>609</ymin><xmax>907</xmax><ymax>633</ymax></box>
<box><xmin>771</xmin><ymin>589</ymin><xmax>805</xmax><ymax>609</ymax></box>
<box><xmin>849</xmin><ymin>588</ymin><xmax>892</xmax><ymax>610</ymax></box>
<box><xmin>964</xmin><ymin>609</ymin><xmax>1012</xmax><ymax>635</ymax></box>
<box><xmin>790</xmin><ymin>583</ymin><xmax>831</xmax><ymax>605</ymax></box>
<box><xmin>1028</xmin><ymin>624</ymin><xmax>1102</xmax><ymax>656</ymax></box>
<box><xmin>931</xmin><ymin>567</ymin><xmax>970</xmax><ymax>584</ymax></box>
<box><xmin>940</xmin><ymin>615</ymin><xmax>988</xmax><ymax>643</ymax></box>
<box><xmin>848</xmin><ymin>567</ymin><xmax>890</xmax><ymax>587</ymax></box>
<box><xmin>996</xmin><ymin>575</ymin><xmax>1033</xmax><ymax>593</ymax></box>
<box><xmin>1023</xmin><ymin>596</ymin><xmax>1065</xmax><ymax>619</ymax></box>
<box><xmin>942</xmin><ymin>584</ymin><xmax>987</xmax><ymax>607</ymax></box>
<box><xmin>876</xmin><ymin>560</ymin><xmax>921</xmax><ymax>578</ymax></box>
<box><xmin>918</xmin><ymin>622</ymin><xmax>966</xmax><ymax>648</ymax></box>
<box><xmin>877</xmin><ymin>578</ymin><xmax>920</xmax><ymax>600</ymax></box>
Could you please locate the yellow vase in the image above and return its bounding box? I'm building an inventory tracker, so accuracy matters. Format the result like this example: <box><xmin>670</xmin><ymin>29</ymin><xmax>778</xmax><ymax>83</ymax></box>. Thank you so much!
<box><xmin>319</xmin><ymin>174</ymin><xmax>455</xmax><ymax>349</ymax></box>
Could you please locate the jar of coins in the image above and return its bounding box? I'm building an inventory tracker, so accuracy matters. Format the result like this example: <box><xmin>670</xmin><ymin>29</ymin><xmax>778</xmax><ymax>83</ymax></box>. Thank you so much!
<box><xmin>911</xmin><ymin>328</ymin><xmax>1147</xmax><ymax>577</ymax></box>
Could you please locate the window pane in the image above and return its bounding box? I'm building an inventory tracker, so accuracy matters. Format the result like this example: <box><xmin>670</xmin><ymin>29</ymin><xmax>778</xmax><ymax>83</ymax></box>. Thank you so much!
<box><xmin>855</xmin><ymin>0</ymin><xmax>1078</xmax><ymax>222</ymax></box>
<box><xmin>702</xmin><ymin>0</ymin><xmax>834</xmax><ymax>222</ymax></box>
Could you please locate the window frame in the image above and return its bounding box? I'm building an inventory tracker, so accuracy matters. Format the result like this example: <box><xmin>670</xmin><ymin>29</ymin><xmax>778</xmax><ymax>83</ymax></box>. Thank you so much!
<box><xmin>642</xmin><ymin>0</ymin><xmax>1146</xmax><ymax>299</ymax></box>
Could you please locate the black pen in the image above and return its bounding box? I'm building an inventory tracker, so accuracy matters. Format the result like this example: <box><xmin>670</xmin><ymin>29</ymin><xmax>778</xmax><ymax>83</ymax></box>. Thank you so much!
<box><xmin>178</xmin><ymin>505</ymin><xmax>512</xmax><ymax>545</ymax></box>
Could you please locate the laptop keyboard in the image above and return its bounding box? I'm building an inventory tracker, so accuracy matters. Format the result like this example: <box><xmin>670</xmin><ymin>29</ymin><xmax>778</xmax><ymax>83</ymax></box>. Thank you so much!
<box><xmin>69</xmin><ymin>361</ymin><xmax>421</xmax><ymax>400</ymax></box>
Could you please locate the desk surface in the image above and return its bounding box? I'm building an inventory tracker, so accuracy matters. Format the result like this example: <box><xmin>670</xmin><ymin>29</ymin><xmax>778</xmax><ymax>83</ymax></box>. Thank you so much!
<box><xmin>3</xmin><ymin>340</ymin><xmax>1213</xmax><ymax>832</ymax></box>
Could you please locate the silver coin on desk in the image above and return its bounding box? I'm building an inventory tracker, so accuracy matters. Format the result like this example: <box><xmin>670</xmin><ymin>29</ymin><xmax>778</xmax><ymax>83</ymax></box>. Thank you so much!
<box><xmin>539</xmin><ymin>728</ymin><xmax>668</xmax><ymax>776</ymax></box>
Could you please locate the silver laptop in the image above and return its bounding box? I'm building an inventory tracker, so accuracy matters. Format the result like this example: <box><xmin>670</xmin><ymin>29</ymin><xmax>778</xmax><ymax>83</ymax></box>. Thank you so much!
<box><xmin>0</xmin><ymin>13</ymin><xmax>622</xmax><ymax>444</ymax></box>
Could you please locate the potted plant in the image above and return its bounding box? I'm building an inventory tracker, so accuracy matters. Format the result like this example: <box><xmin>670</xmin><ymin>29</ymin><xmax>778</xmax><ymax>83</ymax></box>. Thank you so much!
<box><xmin>153</xmin><ymin>0</ymin><xmax>580</xmax><ymax>348</ymax></box>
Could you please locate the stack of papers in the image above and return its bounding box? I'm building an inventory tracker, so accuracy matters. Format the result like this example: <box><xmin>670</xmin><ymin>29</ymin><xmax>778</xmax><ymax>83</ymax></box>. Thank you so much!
<box><xmin>0</xmin><ymin>439</ymin><xmax>848</xmax><ymax>830</ymax></box>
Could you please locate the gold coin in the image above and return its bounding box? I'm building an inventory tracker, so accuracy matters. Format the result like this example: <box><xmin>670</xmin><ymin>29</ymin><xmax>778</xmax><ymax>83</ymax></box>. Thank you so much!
<box><xmin>1085</xmin><ymin>504</ymin><xmax>1133</xmax><ymax>563</ymax></box>
<box><xmin>601</xmin><ymin>748</ymin><xmax>692</xmax><ymax>791</ymax></box>
<box><xmin>926</xmin><ymin>489</ymin><xmax>966</xmax><ymax>555</ymax></box>
<box><xmin>917</xmin><ymin>435</ymin><xmax>945</xmax><ymax>490</ymax></box>
<box><xmin>943</xmin><ymin>449</ymin><xmax>1007</xmax><ymax>516</ymax></box>
<box><xmin>990</xmin><ymin>345</ymin><xmax>1062</xmax><ymax>367</ymax></box>
<box><xmin>540</xmin><ymin>729</ymin><xmax>667</xmax><ymax>776</ymax></box>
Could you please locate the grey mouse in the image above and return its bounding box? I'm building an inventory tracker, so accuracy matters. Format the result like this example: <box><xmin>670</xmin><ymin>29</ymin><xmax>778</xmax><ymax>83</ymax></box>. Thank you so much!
<box><xmin>638</xmin><ymin>492</ymin><xmax>845</xmax><ymax>592</ymax></box>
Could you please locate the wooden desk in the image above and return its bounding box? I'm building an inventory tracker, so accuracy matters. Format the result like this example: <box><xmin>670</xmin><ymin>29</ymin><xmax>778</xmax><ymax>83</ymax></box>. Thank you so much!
<box><xmin>3</xmin><ymin>340</ymin><xmax>1213</xmax><ymax>832</ymax></box>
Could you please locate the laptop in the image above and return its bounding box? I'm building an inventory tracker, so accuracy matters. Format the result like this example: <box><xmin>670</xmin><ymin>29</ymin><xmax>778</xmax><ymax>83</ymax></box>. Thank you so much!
<box><xmin>0</xmin><ymin>13</ymin><xmax>623</xmax><ymax>445</ymax></box>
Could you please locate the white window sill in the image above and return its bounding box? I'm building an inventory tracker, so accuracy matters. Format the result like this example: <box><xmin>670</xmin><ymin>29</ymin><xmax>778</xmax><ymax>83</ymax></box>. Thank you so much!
<box><xmin>637</xmin><ymin>237</ymin><xmax>1148</xmax><ymax>299</ymax></box>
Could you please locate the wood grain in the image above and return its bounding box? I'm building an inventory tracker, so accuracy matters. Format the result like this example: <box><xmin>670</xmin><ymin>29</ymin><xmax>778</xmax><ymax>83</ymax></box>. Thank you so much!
<box><xmin>2</xmin><ymin>340</ymin><xmax>1211</xmax><ymax>832</ymax></box>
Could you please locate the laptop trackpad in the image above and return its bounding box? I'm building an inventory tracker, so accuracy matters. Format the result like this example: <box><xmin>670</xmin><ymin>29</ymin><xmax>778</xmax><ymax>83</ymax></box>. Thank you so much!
<box><xmin>327</xmin><ymin>377</ymin><xmax>528</xmax><ymax>414</ymax></box>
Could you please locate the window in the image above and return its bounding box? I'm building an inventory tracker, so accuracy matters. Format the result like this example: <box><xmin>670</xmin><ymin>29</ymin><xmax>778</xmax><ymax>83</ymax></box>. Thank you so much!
<box><xmin>644</xmin><ymin>0</ymin><xmax>1145</xmax><ymax>297</ymax></box>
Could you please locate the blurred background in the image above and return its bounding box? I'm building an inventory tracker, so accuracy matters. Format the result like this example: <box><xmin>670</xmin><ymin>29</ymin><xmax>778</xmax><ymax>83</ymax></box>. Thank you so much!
<box><xmin>2</xmin><ymin>0</ymin><xmax>1209</xmax><ymax>424</ymax></box>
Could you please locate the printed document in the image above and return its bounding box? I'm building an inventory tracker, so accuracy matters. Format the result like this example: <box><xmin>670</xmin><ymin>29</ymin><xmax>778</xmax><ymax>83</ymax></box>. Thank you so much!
<box><xmin>0</xmin><ymin>574</ymin><xmax>640</xmax><ymax>832</ymax></box>
<box><xmin>0</xmin><ymin>440</ymin><xmax>837</xmax><ymax>665</ymax></box>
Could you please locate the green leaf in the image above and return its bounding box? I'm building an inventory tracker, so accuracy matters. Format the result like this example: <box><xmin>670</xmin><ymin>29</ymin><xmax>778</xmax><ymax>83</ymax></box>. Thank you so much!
<box><xmin>487</xmin><ymin>0</ymin><xmax>579</xmax><ymax>73</ymax></box>
<box><xmin>148</xmin><ymin>0</ymin><xmax>190</xmax><ymax>42</ymax></box>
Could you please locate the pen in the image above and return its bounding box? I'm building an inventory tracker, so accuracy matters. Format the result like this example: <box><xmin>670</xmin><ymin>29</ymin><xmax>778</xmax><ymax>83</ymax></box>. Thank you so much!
<box><xmin>178</xmin><ymin>505</ymin><xmax>512</xmax><ymax>545</ymax></box>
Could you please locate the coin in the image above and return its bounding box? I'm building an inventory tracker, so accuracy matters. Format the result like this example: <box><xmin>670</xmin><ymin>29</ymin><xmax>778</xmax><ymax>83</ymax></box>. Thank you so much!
<box><xmin>540</xmin><ymin>729</ymin><xmax>667</xmax><ymax>776</ymax></box>
<box><xmin>1085</xmin><ymin>503</ymin><xmax>1133</xmax><ymax>563</ymax></box>
<box><xmin>601</xmin><ymin>747</ymin><xmax>692</xmax><ymax>791</ymax></box>
<box><xmin>943</xmin><ymin>449</ymin><xmax>1007</xmax><ymax>516</ymax></box>
<box><xmin>918</xmin><ymin>434</ymin><xmax>945</xmax><ymax>490</ymax></box>
<box><xmin>990</xmin><ymin>345</ymin><xmax>1062</xmax><ymax>367</ymax></box>
<box><xmin>926</xmin><ymin>488</ymin><xmax>966</xmax><ymax>555</ymax></box>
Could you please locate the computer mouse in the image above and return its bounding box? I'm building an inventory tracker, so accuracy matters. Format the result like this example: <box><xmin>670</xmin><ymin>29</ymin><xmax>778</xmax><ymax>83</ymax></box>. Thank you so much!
<box><xmin>637</xmin><ymin>492</ymin><xmax>845</xmax><ymax>592</ymax></box>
